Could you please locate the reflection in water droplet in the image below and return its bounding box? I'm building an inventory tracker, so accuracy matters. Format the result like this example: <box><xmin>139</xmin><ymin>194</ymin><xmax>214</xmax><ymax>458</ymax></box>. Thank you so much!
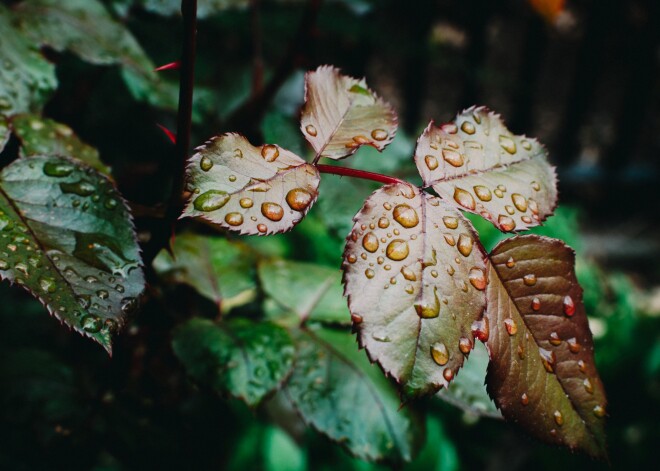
<box><xmin>362</xmin><ymin>232</ymin><xmax>379</xmax><ymax>253</ymax></box>
<box><xmin>371</xmin><ymin>129</ymin><xmax>388</xmax><ymax>141</ymax></box>
<box><xmin>261</xmin><ymin>144</ymin><xmax>279</xmax><ymax>162</ymax></box>
<box><xmin>200</xmin><ymin>156</ymin><xmax>213</xmax><ymax>171</ymax></box>
<box><xmin>474</xmin><ymin>185</ymin><xmax>492</xmax><ymax>201</ymax></box>
<box><xmin>286</xmin><ymin>188</ymin><xmax>313</xmax><ymax>211</ymax></box>
<box><xmin>194</xmin><ymin>190</ymin><xmax>230</xmax><ymax>212</ymax></box>
<box><xmin>431</xmin><ymin>342</ymin><xmax>449</xmax><ymax>366</ymax></box>
<box><xmin>457</xmin><ymin>234</ymin><xmax>473</xmax><ymax>257</ymax></box>
<box><xmin>453</xmin><ymin>187</ymin><xmax>475</xmax><ymax>210</ymax></box>
<box><xmin>239</xmin><ymin>197</ymin><xmax>253</xmax><ymax>208</ymax></box>
<box><xmin>392</xmin><ymin>204</ymin><xmax>419</xmax><ymax>228</ymax></box>
<box><xmin>261</xmin><ymin>202</ymin><xmax>284</xmax><ymax>221</ymax></box>
<box><xmin>523</xmin><ymin>274</ymin><xmax>537</xmax><ymax>286</ymax></box>
<box><xmin>442</xmin><ymin>149</ymin><xmax>464</xmax><ymax>167</ymax></box>
<box><xmin>386</xmin><ymin>239</ymin><xmax>409</xmax><ymax>261</ymax></box>
<box><xmin>468</xmin><ymin>267</ymin><xmax>487</xmax><ymax>290</ymax></box>
<box><xmin>305</xmin><ymin>124</ymin><xmax>317</xmax><ymax>136</ymax></box>
<box><xmin>425</xmin><ymin>155</ymin><xmax>438</xmax><ymax>170</ymax></box>
<box><xmin>563</xmin><ymin>296</ymin><xmax>575</xmax><ymax>316</ymax></box>
<box><xmin>225</xmin><ymin>212</ymin><xmax>243</xmax><ymax>226</ymax></box>
<box><xmin>511</xmin><ymin>193</ymin><xmax>527</xmax><ymax>212</ymax></box>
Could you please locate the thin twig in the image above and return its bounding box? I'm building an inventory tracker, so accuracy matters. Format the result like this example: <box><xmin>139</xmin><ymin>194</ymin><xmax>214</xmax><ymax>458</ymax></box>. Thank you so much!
<box><xmin>316</xmin><ymin>164</ymin><xmax>406</xmax><ymax>186</ymax></box>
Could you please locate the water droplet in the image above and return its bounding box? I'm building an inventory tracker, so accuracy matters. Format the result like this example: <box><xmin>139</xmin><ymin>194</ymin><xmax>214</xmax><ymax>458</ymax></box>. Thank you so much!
<box><xmin>549</xmin><ymin>332</ymin><xmax>562</xmax><ymax>346</ymax></box>
<box><xmin>425</xmin><ymin>155</ymin><xmax>438</xmax><ymax>170</ymax></box>
<box><xmin>96</xmin><ymin>290</ymin><xmax>109</xmax><ymax>300</ymax></box>
<box><xmin>443</xmin><ymin>368</ymin><xmax>454</xmax><ymax>381</ymax></box>
<box><xmin>386</xmin><ymin>239</ymin><xmax>409</xmax><ymax>261</ymax></box>
<box><xmin>261</xmin><ymin>144</ymin><xmax>279</xmax><ymax>162</ymax></box>
<box><xmin>200</xmin><ymin>156</ymin><xmax>213</xmax><ymax>171</ymax></box>
<box><xmin>371</xmin><ymin>129</ymin><xmax>388</xmax><ymax>141</ymax></box>
<box><xmin>460</xmin><ymin>121</ymin><xmax>476</xmax><ymax>135</ymax></box>
<box><xmin>520</xmin><ymin>393</ymin><xmax>529</xmax><ymax>405</ymax></box>
<box><xmin>468</xmin><ymin>267</ymin><xmax>487</xmax><ymax>290</ymax></box>
<box><xmin>392</xmin><ymin>204</ymin><xmax>419</xmax><ymax>228</ymax></box>
<box><xmin>351</xmin><ymin>313</ymin><xmax>363</xmax><ymax>324</ymax></box>
<box><xmin>494</xmin><ymin>188</ymin><xmax>504</xmax><ymax>198</ymax></box>
<box><xmin>474</xmin><ymin>185</ymin><xmax>492</xmax><ymax>201</ymax></box>
<box><xmin>521</xmin><ymin>140</ymin><xmax>532</xmax><ymax>150</ymax></box>
<box><xmin>0</xmin><ymin>260</ymin><xmax>8</xmax><ymax>270</ymax></box>
<box><xmin>504</xmin><ymin>318</ymin><xmax>517</xmax><ymax>335</ymax></box>
<box><xmin>39</xmin><ymin>277</ymin><xmax>56</xmax><ymax>293</ymax></box>
<box><xmin>115</xmin><ymin>284</ymin><xmax>125</xmax><ymax>293</ymax></box>
<box><xmin>584</xmin><ymin>378</ymin><xmax>594</xmax><ymax>394</ymax></box>
<box><xmin>415</xmin><ymin>288</ymin><xmax>440</xmax><ymax>318</ymax></box>
<box><xmin>194</xmin><ymin>190</ymin><xmax>230</xmax><ymax>212</ymax></box>
<box><xmin>446</xmin><ymin>265</ymin><xmax>455</xmax><ymax>276</ymax></box>
<box><xmin>347</xmin><ymin>254</ymin><xmax>357</xmax><ymax>264</ymax></box>
<box><xmin>553</xmin><ymin>410</ymin><xmax>564</xmax><ymax>426</ymax></box>
<box><xmin>457</xmin><ymin>233</ymin><xmax>473</xmax><ymax>257</ymax></box>
<box><xmin>504</xmin><ymin>205</ymin><xmax>515</xmax><ymax>215</ymax></box>
<box><xmin>517</xmin><ymin>344</ymin><xmax>525</xmax><ymax>359</ymax></box>
<box><xmin>401</xmin><ymin>266</ymin><xmax>416</xmax><ymax>281</ymax></box>
<box><xmin>511</xmin><ymin>193</ymin><xmax>528</xmax><ymax>212</ymax></box>
<box><xmin>531</xmin><ymin>297</ymin><xmax>541</xmax><ymax>311</ymax></box>
<box><xmin>567</xmin><ymin>337</ymin><xmax>580</xmax><ymax>353</ymax></box>
<box><xmin>498</xmin><ymin>215</ymin><xmax>516</xmax><ymax>231</ymax></box>
<box><xmin>563</xmin><ymin>296</ymin><xmax>575</xmax><ymax>316</ymax></box>
<box><xmin>120</xmin><ymin>297</ymin><xmax>137</xmax><ymax>315</ymax></box>
<box><xmin>365</xmin><ymin>269</ymin><xmax>375</xmax><ymax>279</ymax></box>
<box><xmin>372</xmin><ymin>331</ymin><xmax>391</xmax><ymax>342</ymax></box>
<box><xmin>523</xmin><ymin>274</ymin><xmax>537</xmax><ymax>286</ymax></box>
<box><xmin>593</xmin><ymin>405</ymin><xmax>606</xmax><ymax>418</ymax></box>
<box><xmin>43</xmin><ymin>161</ymin><xmax>74</xmax><ymax>177</ymax></box>
<box><xmin>376</xmin><ymin>217</ymin><xmax>389</xmax><ymax>229</ymax></box>
<box><xmin>443</xmin><ymin>216</ymin><xmax>458</xmax><ymax>229</ymax></box>
<box><xmin>505</xmin><ymin>257</ymin><xmax>515</xmax><ymax>268</ymax></box>
<box><xmin>14</xmin><ymin>262</ymin><xmax>28</xmax><ymax>276</ymax></box>
<box><xmin>431</xmin><ymin>342</ymin><xmax>449</xmax><ymax>365</ymax></box>
<box><xmin>578</xmin><ymin>360</ymin><xmax>587</xmax><ymax>373</ymax></box>
<box><xmin>261</xmin><ymin>202</ymin><xmax>284</xmax><ymax>221</ymax></box>
<box><xmin>453</xmin><ymin>187</ymin><xmax>475</xmax><ymax>210</ymax></box>
<box><xmin>442</xmin><ymin>148</ymin><xmax>464</xmax><ymax>167</ymax></box>
<box><xmin>60</xmin><ymin>180</ymin><xmax>95</xmax><ymax>197</ymax></box>
<box><xmin>529</xmin><ymin>199</ymin><xmax>539</xmax><ymax>214</ymax></box>
<box><xmin>236</xmin><ymin>198</ymin><xmax>252</xmax><ymax>209</ymax></box>
<box><xmin>225</xmin><ymin>212</ymin><xmax>243</xmax><ymax>226</ymax></box>
<box><xmin>499</xmin><ymin>135</ymin><xmax>517</xmax><ymax>154</ymax></box>
<box><xmin>444</xmin><ymin>234</ymin><xmax>455</xmax><ymax>246</ymax></box>
<box><xmin>305</xmin><ymin>124</ymin><xmax>317</xmax><ymax>136</ymax></box>
<box><xmin>286</xmin><ymin>188</ymin><xmax>313</xmax><ymax>211</ymax></box>
<box><xmin>459</xmin><ymin>337</ymin><xmax>472</xmax><ymax>354</ymax></box>
<box><xmin>257</xmin><ymin>223</ymin><xmax>267</xmax><ymax>233</ymax></box>
<box><xmin>471</xmin><ymin>317</ymin><xmax>489</xmax><ymax>342</ymax></box>
<box><xmin>362</xmin><ymin>232</ymin><xmax>379</xmax><ymax>253</ymax></box>
<box><xmin>531</xmin><ymin>181</ymin><xmax>541</xmax><ymax>191</ymax></box>
<box><xmin>539</xmin><ymin>348</ymin><xmax>556</xmax><ymax>373</ymax></box>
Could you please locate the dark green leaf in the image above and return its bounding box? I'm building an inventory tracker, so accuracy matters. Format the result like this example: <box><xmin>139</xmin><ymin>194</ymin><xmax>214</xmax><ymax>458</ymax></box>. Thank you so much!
<box><xmin>285</xmin><ymin>327</ymin><xmax>424</xmax><ymax>463</ymax></box>
<box><xmin>486</xmin><ymin>235</ymin><xmax>607</xmax><ymax>458</ymax></box>
<box><xmin>0</xmin><ymin>155</ymin><xmax>144</xmax><ymax>353</ymax></box>
<box><xmin>258</xmin><ymin>259</ymin><xmax>350</xmax><ymax>325</ymax></box>
<box><xmin>173</xmin><ymin>318</ymin><xmax>295</xmax><ymax>407</ymax></box>
<box><xmin>153</xmin><ymin>233</ymin><xmax>257</xmax><ymax>312</ymax></box>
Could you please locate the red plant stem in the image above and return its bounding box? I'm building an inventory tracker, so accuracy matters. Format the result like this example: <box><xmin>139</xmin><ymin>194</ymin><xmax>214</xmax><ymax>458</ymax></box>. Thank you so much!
<box><xmin>316</xmin><ymin>164</ymin><xmax>406</xmax><ymax>186</ymax></box>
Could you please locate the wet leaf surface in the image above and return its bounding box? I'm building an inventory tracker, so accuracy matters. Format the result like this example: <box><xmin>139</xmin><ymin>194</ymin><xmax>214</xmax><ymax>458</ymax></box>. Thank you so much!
<box><xmin>343</xmin><ymin>183</ymin><xmax>486</xmax><ymax>396</ymax></box>
<box><xmin>486</xmin><ymin>235</ymin><xmax>607</xmax><ymax>458</ymax></box>
<box><xmin>300</xmin><ymin>66</ymin><xmax>397</xmax><ymax>160</ymax></box>
<box><xmin>285</xmin><ymin>326</ymin><xmax>423</xmax><ymax>463</ymax></box>
<box><xmin>414</xmin><ymin>106</ymin><xmax>557</xmax><ymax>232</ymax></box>
<box><xmin>182</xmin><ymin>133</ymin><xmax>320</xmax><ymax>235</ymax></box>
<box><xmin>173</xmin><ymin>317</ymin><xmax>295</xmax><ymax>407</ymax></box>
<box><xmin>0</xmin><ymin>155</ymin><xmax>144</xmax><ymax>353</ymax></box>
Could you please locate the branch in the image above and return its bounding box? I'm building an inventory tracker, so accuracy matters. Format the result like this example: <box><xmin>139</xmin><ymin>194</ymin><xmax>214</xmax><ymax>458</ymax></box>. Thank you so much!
<box><xmin>316</xmin><ymin>164</ymin><xmax>406</xmax><ymax>186</ymax></box>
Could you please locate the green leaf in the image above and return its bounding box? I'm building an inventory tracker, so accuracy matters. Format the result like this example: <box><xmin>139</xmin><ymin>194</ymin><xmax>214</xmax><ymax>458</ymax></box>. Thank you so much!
<box><xmin>138</xmin><ymin>0</ymin><xmax>249</xmax><ymax>18</ymax></box>
<box><xmin>300</xmin><ymin>66</ymin><xmax>398</xmax><ymax>160</ymax></box>
<box><xmin>0</xmin><ymin>116</ymin><xmax>9</xmax><ymax>153</ymax></box>
<box><xmin>285</xmin><ymin>326</ymin><xmax>423</xmax><ymax>463</ymax></box>
<box><xmin>0</xmin><ymin>155</ymin><xmax>144</xmax><ymax>353</ymax></box>
<box><xmin>10</xmin><ymin>114</ymin><xmax>111</xmax><ymax>174</ymax></box>
<box><xmin>258</xmin><ymin>259</ymin><xmax>350</xmax><ymax>325</ymax></box>
<box><xmin>436</xmin><ymin>341</ymin><xmax>501</xmax><ymax>420</ymax></box>
<box><xmin>0</xmin><ymin>5</ymin><xmax>56</xmax><ymax>117</ymax></box>
<box><xmin>485</xmin><ymin>235</ymin><xmax>607</xmax><ymax>458</ymax></box>
<box><xmin>153</xmin><ymin>233</ymin><xmax>257</xmax><ymax>312</ymax></box>
<box><xmin>414</xmin><ymin>106</ymin><xmax>557</xmax><ymax>232</ymax></box>
<box><xmin>173</xmin><ymin>317</ymin><xmax>295</xmax><ymax>407</ymax></box>
<box><xmin>342</xmin><ymin>183</ymin><xmax>486</xmax><ymax>397</ymax></box>
<box><xmin>182</xmin><ymin>134</ymin><xmax>320</xmax><ymax>235</ymax></box>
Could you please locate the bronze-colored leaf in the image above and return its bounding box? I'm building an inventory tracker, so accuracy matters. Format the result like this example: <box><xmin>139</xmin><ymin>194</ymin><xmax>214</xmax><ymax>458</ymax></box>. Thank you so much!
<box><xmin>486</xmin><ymin>235</ymin><xmax>607</xmax><ymax>458</ymax></box>
<box><xmin>414</xmin><ymin>106</ymin><xmax>557</xmax><ymax>232</ymax></box>
<box><xmin>182</xmin><ymin>133</ymin><xmax>320</xmax><ymax>235</ymax></box>
<box><xmin>342</xmin><ymin>183</ymin><xmax>486</xmax><ymax>397</ymax></box>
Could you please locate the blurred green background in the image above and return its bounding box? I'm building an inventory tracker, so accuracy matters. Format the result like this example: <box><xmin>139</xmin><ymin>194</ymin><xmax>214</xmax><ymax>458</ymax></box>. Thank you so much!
<box><xmin>0</xmin><ymin>0</ymin><xmax>659</xmax><ymax>469</ymax></box>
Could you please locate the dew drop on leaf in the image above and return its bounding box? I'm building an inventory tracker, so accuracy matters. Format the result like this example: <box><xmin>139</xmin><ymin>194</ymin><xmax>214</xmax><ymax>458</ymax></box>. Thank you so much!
<box><xmin>523</xmin><ymin>274</ymin><xmax>537</xmax><ymax>286</ymax></box>
<box><xmin>261</xmin><ymin>144</ymin><xmax>279</xmax><ymax>162</ymax></box>
<box><xmin>453</xmin><ymin>187</ymin><xmax>475</xmax><ymax>209</ymax></box>
<box><xmin>504</xmin><ymin>318</ymin><xmax>517</xmax><ymax>336</ymax></box>
<box><xmin>425</xmin><ymin>155</ymin><xmax>438</xmax><ymax>170</ymax></box>
<box><xmin>385</xmin><ymin>239</ymin><xmax>409</xmax><ymax>261</ymax></box>
<box><xmin>458</xmin><ymin>336</ymin><xmax>472</xmax><ymax>354</ymax></box>
<box><xmin>193</xmin><ymin>190</ymin><xmax>230</xmax><ymax>212</ymax></box>
<box><xmin>362</xmin><ymin>232</ymin><xmax>379</xmax><ymax>253</ymax></box>
<box><xmin>442</xmin><ymin>149</ymin><xmax>464</xmax><ymax>167</ymax></box>
<box><xmin>460</xmin><ymin>121</ymin><xmax>476</xmax><ymax>135</ymax></box>
<box><xmin>553</xmin><ymin>410</ymin><xmax>564</xmax><ymax>426</ymax></box>
<box><xmin>468</xmin><ymin>267</ymin><xmax>487</xmax><ymax>290</ymax></box>
<box><xmin>371</xmin><ymin>129</ymin><xmax>388</xmax><ymax>141</ymax></box>
<box><xmin>285</xmin><ymin>188</ymin><xmax>313</xmax><ymax>211</ymax></box>
<box><xmin>457</xmin><ymin>233</ymin><xmax>473</xmax><ymax>257</ymax></box>
<box><xmin>443</xmin><ymin>368</ymin><xmax>454</xmax><ymax>381</ymax></box>
<box><xmin>431</xmin><ymin>342</ymin><xmax>449</xmax><ymax>366</ymax></box>
<box><xmin>392</xmin><ymin>204</ymin><xmax>419</xmax><ymax>228</ymax></box>
<box><xmin>224</xmin><ymin>212</ymin><xmax>243</xmax><ymax>226</ymax></box>
<box><xmin>239</xmin><ymin>197</ymin><xmax>253</xmax><ymax>208</ymax></box>
<box><xmin>443</xmin><ymin>216</ymin><xmax>458</xmax><ymax>229</ymax></box>
<box><xmin>498</xmin><ymin>215</ymin><xmax>516</xmax><ymax>231</ymax></box>
<box><xmin>521</xmin><ymin>393</ymin><xmax>529</xmax><ymax>405</ymax></box>
<box><xmin>474</xmin><ymin>185</ymin><xmax>492</xmax><ymax>201</ymax></box>
<box><xmin>261</xmin><ymin>202</ymin><xmax>284</xmax><ymax>221</ymax></box>
<box><xmin>499</xmin><ymin>135</ymin><xmax>517</xmax><ymax>154</ymax></box>
<box><xmin>81</xmin><ymin>315</ymin><xmax>102</xmax><ymax>333</ymax></box>
<box><xmin>563</xmin><ymin>295</ymin><xmax>575</xmax><ymax>316</ymax></box>
<box><xmin>200</xmin><ymin>156</ymin><xmax>213</xmax><ymax>171</ymax></box>
<box><xmin>43</xmin><ymin>161</ymin><xmax>74</xmax><ymax>177</ymax></box>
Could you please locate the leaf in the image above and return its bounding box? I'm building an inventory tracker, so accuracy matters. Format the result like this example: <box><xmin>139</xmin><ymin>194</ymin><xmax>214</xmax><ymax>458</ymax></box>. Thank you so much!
<box><xmin>284</xmin><ymin>326</ymin><xmax>423</xmax><ymax>463</ymax></box>
<box><xmin>0</xmin><ymin>155</ymin><xmax>144</xmax><ymax>353</ymax></box>
<box><xmin>0</xmin><ymin>5</ymin><xmax>57</xmax><ymax>117</ymax></box>
<box><xmin>0</xmin><ymin>116</ymin><xmax>9</xmax><ymax>154</ymax></box>
<box><xmin>182</xmin><ymin>133</ymin><xmax>320</xmax><ymax>235</ymax></box>
<box><xmin>10</xmin><ymin>114</ymin><xmax>111</xmax><ymax>174</ymax></box>
<box><xmin>485</xmin><ymin>235</ymin><xmax>607</xmax><ymax>458</ymax></box>
<box><xmin>436</xmin><ymin>341</ymin><xmax>501</xmax><ymax>420</ymax></box>
<box><xmin>414</xmin><ymin>106</ymin><xmax>557</xmax><ymax>232</ymax></box>
<box><xmin>258</xmin><ymin>259</ymin><xmax>350</xmax><ymax>326</ymax></box>
<box><xmin>172</xmin><ymin>317</ymin><xmax>295</xmax><ymax>407</ymax></box>
<box><xmin>342</xmin><ymin>183</ymin><xmax>487</xmax><ymax>397</ymax></box>
<box><xmin>138</xmin><ymin>0</ymin><xmax>249</xmax><ymax>18</ymax></box>
<box><xmin>300</xmin><ymin>65</ymin><xmax>397</xmax><ymax>160</ymax></box>
<box><xmin>153</xmin><ymin>233</ymin><xmax>257</xmax><ymax>312</ymax></box>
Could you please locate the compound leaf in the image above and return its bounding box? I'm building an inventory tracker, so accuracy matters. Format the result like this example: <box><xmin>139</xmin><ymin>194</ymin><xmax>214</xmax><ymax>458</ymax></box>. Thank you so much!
<box><xmin>182</xmin><ymin>133</ymin><xmax>320</xmax><ymax>235</ymax></box>
<box><xmin>414</xmin><ymin>106</ymin><xmax>557</xmax><ymax>232</ymax></box>
<box><xmin>173</xmin><ymin>317</ymin><xmax>295</xmax><ymax>407</ymax></box>
<box><xmin>485</xmin><ymin>235</ymin><xmax>607</xmax><ymax>458</ymax></box>
<box><xmin>342</xmin><ymin>183</ymin><xmax>487</xmax><ymax>397</ymax></box>
<box><xmin>285</xmin><ymin>326</ymin><xmax>423</xmax><ymax>463</ymax></box>
<box><xmin>0</xmin><ymin>155</ymin><xmax>144</xmax><ymax>353</ymax></box>
<box><xmin>300</xmin><ymin>66</ymin><xmax>397</xmax><ymax>160</ymax></box>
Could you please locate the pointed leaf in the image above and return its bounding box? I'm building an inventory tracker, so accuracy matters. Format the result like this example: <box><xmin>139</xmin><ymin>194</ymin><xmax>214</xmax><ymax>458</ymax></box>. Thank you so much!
<box><xmin>182</xmin><ymin>134</ymin><xmax>320</xmax><ymax>235</ymax></box>
<box><xmin>285</xmin><ymin>326</ymin><xmax>423</xmax><ymax>463</ymax></box>
<box><xmin>258</xmin><ymin>259</ymin><xmax>350</xmax><ymax>325</ymax></box>
<box><xmin>173</xmin><ymin>318</ymin><xmax>295</xmax><ymax>407</ymax></box>
<box><xmin>10</xmin><ymin>114</ymin><xmax>110</xmax><ymax>174</ymax></box>
<box><xmin>485</xmin><ymin>235</ymin><xmax>607</xmax><ymax>458</ymax></box>
<box><xmin>153</xmin><ymin>233</ymin><xmax>257</xmax><ymax>312</ymax></box>
<box><xmin>414</xmin><ymin>106</ymin><xmax>557</xmax><ymax>232</ymax></box>
<box><xmin>0</xmin><ymin>5</ymin><xmax>56</xmax><ymax>117</ymax></box>
<box><xmin>342</xmin><ymin>183</ymin><xmax>487</xmax><ymax>397</ymax></box>
<box><xmin>0</xmin><ymin>155</ymin><xmax>144</xmax><ymax>353</ymax></box>
<box><xmin>300</xmin><ymin>65</ymin><xmax>397</xmax><ymax>160</ymax></box>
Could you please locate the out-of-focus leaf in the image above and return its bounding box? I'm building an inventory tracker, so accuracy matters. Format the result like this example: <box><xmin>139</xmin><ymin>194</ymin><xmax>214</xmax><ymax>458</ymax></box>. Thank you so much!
<box><xmin>263</xmin><ymin>426</ymin><xmax>307</xmax><ymax>471</ymax></box>
<box><xmin>437</xmin><ymin>341</ymin><xmax>501</xmax><ymax>419</ymax></box>
<box><xmin>0</xmin><ymin>155</ymin><xmax>144</xmax><ymax>353</ymax></box>
<box><xmin>486</xmin><ymin>235</ymin><xmax>607</xmax><ymax>458</ymax></box>
<box><xmin>300</xmin><ymin>65</ymin><xmax>397</xmax><ymax>160</ymax></box>
<box><xmin>0</xmin><ymin>5</ymin><xmax>56</xmax><ymax>117</ymax></box>
<box><xmin>405</xmin><ymin>417</ymin><xmax>459</xmax><ymax>471</ymax></box>
<box><xmin>138</xmin><ymin>0</ymin><xmax>248</xmax><ymax>18</ymax></box>
<box><xmin>343</xmin><ymin>183</ymin><xmax>487</xmax><ymax>397</ymax></box>
<box><xmin>10</xmin><ymin>114</ymin><xmax>110</xmax><ymax>174</ymax></box>
<box><xmin>285</xmin><ymin>326</ymin><xmax>423</xmax><ymax>463</ymax></box>
<box><xmin>182</xmin><ymin>133</ymin><xmax>320</xmax><ymax>235</ymax></box>
<box><xmin>0</xmin><ymin>117</ymin><xmax>9</xmax><ymax>153</ymax></box>
<box><xmin>414</xmin><ymin>106</ymin><xmax>557</xmax><ymax>232</ymax></box>
<box><xmin>153</xmin><ymin>233</ymin><xmax>257</xmax><ymax>312</ymax></box>
<box><xmin>173</xmin><ymin>318</ymin><xmax>295</xmax><ymax>407</ymax></box>
<box><xmin>259</xmin><ymin>259</ymin><xmax>350</xmax><ymax>325</ymax></box>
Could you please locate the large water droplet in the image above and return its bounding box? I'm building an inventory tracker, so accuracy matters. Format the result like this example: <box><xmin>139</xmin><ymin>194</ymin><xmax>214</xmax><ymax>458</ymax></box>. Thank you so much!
<box><xmin>365</xmin><ymin>269</ymin><xmax>375</xmax><ymax>279</ymax></box>
<box><xmin>81</xmin><ymin>315</ymin><xmax>102</xmax><ymax>333</ymax></box>
<box><xmin>392</xmin><ymin>204</ymin><xmax>419</xmax><ymax>228</ymax></box>
<box><xmin>60</xmin><ymin>180</ymin><xmax>95</xmax><ymax>197</ymax></box>
<box><xmin>200</xmin><ymin>156</ymin><xmax>213</xmax><ymax>171</ymax></box>
<box><xmin>499</xmin><ymin>135</ymin><xmax>517</xmax><ymax>154</ymax></box>
<box><xmin>431</xmin><ymin>342</ymin><xmax>449</xmax><ymax>366</ymax></box>
<box><xmin>257</xmin><ymin>223</ymin><xmax>267</xmax><ymax>233</ymax></box>
<box><xmin>362</xmin><ymin>232</ymin><xmax>379</xmax><ymax>252</ymax></box>
<box><xmin>504</xmin><ymin>318</ymin><xmax>517</xmax><ymax>335</ymax></box>
<box><xmin>498</xmin><ymin>215</ymin><xmax>516</xmax><ymax>231</ymax></box>
<box><xmin>261</xmin><ymin>144</ymin><xmax>279</xmax><ymax>162</ymax></box>
<box><xmin>371</xmin><ymin>129</ymin><xmax>388</xmax><ymax>141</ymax></box>
<box><xmin>511</xmin><ymin>193</ymin><xmax>527</xmax><ymax>212</ymax></box>
<box><xmin>442</xmin><ymin>149</ymin><xmax>464</xmax><ymax>167</ymax></box>
<box><xmin>305</xmin><ymin>124</ymin><xmax>317</xmax><ymax>136</ymax></box>
<box><xmin>43</xmin><ymin>161</ymin><xmax>74</xmax><ymax>177</ymax></box>
<box><xmin>468</xmin><ymin>267</ymin><xmax>487</xmax><ymax>290</ymax></box>
<box><xmin>459</xmin><ymin>337</ymin><xmax>472</xmax><ymax>354</ymax></box>
<box><xmin>460</xmin><ymin>121</ymin><xmax>476</xmax><ymax>135</ymax></box>
<box><xmin>474</xmin><ymin>185</ymin><xmax>492</xmax><ymax>201</ymax></box>
<box><xmin>443</xmin><ymin>216</ymin><xmax>458</xmax><ymax>229</ymax></box>
<box><xmin>563</xmin><ymin>295</ymin><xmax>575</xmax><ymax>316</ymax></box>
<box><xmin>194</xmin><ymin>190</ymin><xmax>229</xmax><ymax>212</ymax></box>
<box><xmin>401</xmin><ymin>266</ymin><xmax>416</xmax><ymax>281</ymax></box>
<box><xmin>225</xmin><ymin>212</ymin><xmax>243</xmax><ymax>226</ymax></box>
<box><xmin>286</xmin><ymin>188</ymin><xmax>313</xmax><ymax>211</ymax></box>
<box><xmin>415</xmin><ymin>288</ymin><xmax>440</xmax><ymax>318</ymax></box>
<box><xmin>453</xmin><ymin>187</ymin><xmax>475</xmax><ymax>210</ymax></box>
<box><xmin>443</xmin><ymin>368</ymin><xmax>454</xmax><ymax>381</ymax></box>
<box><xmin>523</xmin><ymin>274</ymin><xmax>537</xmax><ymax>286</ymax></box>
<box><xmin>471</xmin><ymin>317</ymin><xmax>489</xmax><ymax>342</ymax></box>
<box><xmin>386</xmin><ymin>239</ymin><xmax>409</xmax><ymax>261</ymax></box>
<box><xmin>261</xmin><ymin>202</ymin><xmax>284</xmax><ymax>221</ymax></box>
<box><xmin>457</xmin><ymin>233</ymin><xmax>473</xmax><ymax>257</ymax></box>
<box><xmin>425</xmin><ymin>155</ymin><xmax>438</xmax><ymax>170</ymax></box>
